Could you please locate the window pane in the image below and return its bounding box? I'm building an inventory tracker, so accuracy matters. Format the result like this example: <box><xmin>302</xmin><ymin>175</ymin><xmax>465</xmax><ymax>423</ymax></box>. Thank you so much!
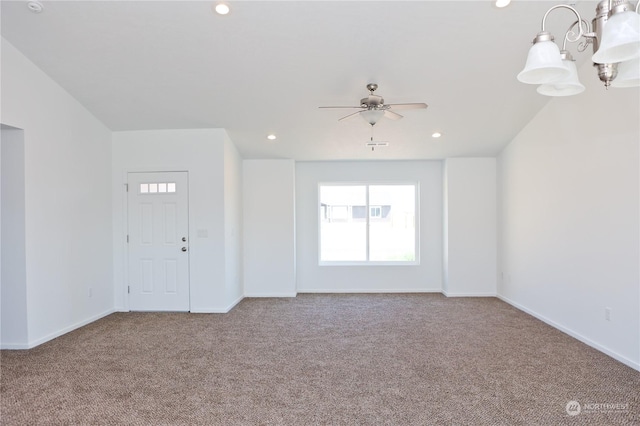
<box><xmin>140</xmin><ymin>183</ymin><xmax>149</xmax><ymax>193</ymax></box>
<box><xmin>158</xmin><ymin>183</ymin><xmax>167</xmax><ymax>193</ymax></box>
<box><xmin>167</xmin><ymin>183</ymin><xmax>176</xmax><ymax>193</ymax></box>
<box><xmin>369</xmin><ymin>185</ymin><xmax>416</xmax><ymax>261</ymax></box>
<box><xmin>320</xmin><ymin>186</ymin><xmax>366</xmax><ymax>261</ymax></box>
<box><xmin>352</xmin><ymin>205</ymin><xmax>366</xmax><ymax>219</ymax></box>
<box><xmin>149</xmin><ymin>183</ymin><xmax>158</xmax><ymax>193</ymax></box>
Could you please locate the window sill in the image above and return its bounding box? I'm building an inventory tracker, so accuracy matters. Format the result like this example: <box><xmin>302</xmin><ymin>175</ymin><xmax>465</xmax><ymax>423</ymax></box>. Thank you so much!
<box><xmin>319</xmin><ymin>261</ymin><xmax>420</xmax><ymax>267</ymax></box>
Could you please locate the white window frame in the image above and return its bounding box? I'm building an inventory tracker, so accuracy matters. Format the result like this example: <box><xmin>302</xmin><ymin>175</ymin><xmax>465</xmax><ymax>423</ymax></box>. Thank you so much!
<box><xmin>369</xmin><ymin>205</ymin><xmax>382</xmax><ymax>219</ymax></box>
<box><xmin>139</xmin><ymin>182</ymin><xmax>177</xmax><ymax>194</ymax></box>
<box><xmin>318</xmin><ymin>182</ymin><xmax>420</xmax><ymax>266</ymax></box>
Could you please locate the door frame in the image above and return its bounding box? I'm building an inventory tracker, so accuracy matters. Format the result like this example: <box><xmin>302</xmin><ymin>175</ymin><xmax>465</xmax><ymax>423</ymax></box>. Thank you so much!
<box><xmin>119</xmin><ymin>168</ymin><xmax>191</xmax><ymax>312</ymax></box>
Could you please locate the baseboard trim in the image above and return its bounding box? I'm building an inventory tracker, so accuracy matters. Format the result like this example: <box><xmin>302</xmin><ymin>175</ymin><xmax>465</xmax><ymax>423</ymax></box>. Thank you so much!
<box><xmin>190</xmin><ymin>309</ymin><xmax>231</xmax><ymax>314</ymax></box>
<box><xmin>17</xmin><ymin>308</ymin><xmax>115</xmax><ymax>350</ymax></box>
<box><xmin>442</xmin><ymin>291</ymin><xmax>497</xmax><ymax>297</ymax></box>
<box><xmin>225</xmin><ymin>295</ymin><xmax>244</xmax><ymax>312</ymax></box>
<box><xmin>0</xmin><ymin>342</ymin><xmax>30</xmax><ymax>350</ymax></box>
<box><xmin>297</xmin><ymin>289</ymin><xmax>442</xmax><ymax>294</ymax></box>
<box><xmin>190</xmin><ymin>295</ymin><xmax>244</xmax><ymax>314</ymax></box>
<box><xmin>244</xmin><ymin>293</ymin><xmax>297</xmax><ymax>298</ymax></box>
<box><xmin>497</xmin><ymin>294</ymin><xmax>639</xmax><ymax>372</ymax></box>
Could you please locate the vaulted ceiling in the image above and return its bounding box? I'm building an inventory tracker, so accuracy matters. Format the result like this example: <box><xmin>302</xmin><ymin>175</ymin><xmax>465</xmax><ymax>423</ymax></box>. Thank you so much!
<box><xmin>1</xmin><ymin>1</ymin><xmax>599</xmax><ymax>160</ymax></box>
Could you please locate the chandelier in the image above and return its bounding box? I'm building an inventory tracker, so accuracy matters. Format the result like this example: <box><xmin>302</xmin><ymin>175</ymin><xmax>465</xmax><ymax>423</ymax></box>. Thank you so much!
<box><xmin>517</xmin><ymin>0</ymin><xmax>640</xmax><ymax>96</ymax></box>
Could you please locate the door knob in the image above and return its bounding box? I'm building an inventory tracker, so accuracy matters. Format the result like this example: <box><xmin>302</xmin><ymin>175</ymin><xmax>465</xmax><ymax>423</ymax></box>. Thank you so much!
<box><xmin>182</xmin><ymin>237</ymin><xmax>187</xmax><ymax>242</ymax></box>
<box><xmin>181</xmin><ymin>247</ymin><xmax>187</xmax><ymax>252</ymax></box>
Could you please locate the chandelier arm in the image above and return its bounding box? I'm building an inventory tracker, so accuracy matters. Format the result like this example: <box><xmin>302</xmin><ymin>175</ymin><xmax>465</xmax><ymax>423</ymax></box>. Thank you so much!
<box><xmin>541</xmin><ymin>4</ymin><xmax>586</xmax><ymax>42</ymax></box>
<box><xmin>562</xmin><ymin>19</ymin><xmax>593</xmax><ymax>51</ymax></box>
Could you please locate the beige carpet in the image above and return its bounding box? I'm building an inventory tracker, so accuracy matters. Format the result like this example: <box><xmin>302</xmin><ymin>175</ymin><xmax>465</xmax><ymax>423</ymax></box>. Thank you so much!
<box><xmin>1</xmin><ymin>294</ymin><xmax>638</xmax><ymax>425</ymax></box>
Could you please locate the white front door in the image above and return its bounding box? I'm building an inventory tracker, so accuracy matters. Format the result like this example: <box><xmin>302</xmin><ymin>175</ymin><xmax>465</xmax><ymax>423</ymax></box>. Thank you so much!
<box><xmin>127</xmin><ymin>172</ymin><xmax>189</xmax><ymax>311</ymax></box>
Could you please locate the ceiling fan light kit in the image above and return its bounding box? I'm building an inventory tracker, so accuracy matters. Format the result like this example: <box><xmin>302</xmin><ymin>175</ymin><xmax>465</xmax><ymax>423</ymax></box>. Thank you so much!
<box><xmin>517</xmin><ymin>0</ymin><xmax>640</xmax><ymax>96</ymax></box>
<box><xmin>360</xmin><ymin>109</ymin><xmax>385</xmax><ymax>126</ymax></box>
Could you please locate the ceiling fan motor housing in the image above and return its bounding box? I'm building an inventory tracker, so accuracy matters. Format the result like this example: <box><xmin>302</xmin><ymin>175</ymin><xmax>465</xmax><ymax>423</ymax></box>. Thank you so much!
<box><xmin>361</xmin><ymin>95</ymin><xmax>385</xmax><ymax>109</ymax></box>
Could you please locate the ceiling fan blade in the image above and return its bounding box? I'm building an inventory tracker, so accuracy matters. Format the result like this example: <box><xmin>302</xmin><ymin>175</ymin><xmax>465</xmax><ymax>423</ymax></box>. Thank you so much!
<box><xmin>338</xmin><ymin>111</ymin><xmax>363</xmax><ymax>122</ymax></box>
<box><xmin>386</xmin><ymin>102</ymin><xmax>428</xmax><ymax>110</ymax></box>
<box><xmin>384</xmin><ymin>110</ymin><xmax>403</xmax><ymax>120</ymax></box>
<box><xmin>318</xmin><ymin>106</ymin><xmax>363</xmax><ymax>109</ymax></box>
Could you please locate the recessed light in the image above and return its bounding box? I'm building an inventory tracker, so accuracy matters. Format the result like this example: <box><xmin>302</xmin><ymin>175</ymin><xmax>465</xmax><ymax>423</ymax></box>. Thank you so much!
<box><xmin>266</xmin><ymin>134</ymin><xmax>277</xmax><ymax>141</ymax></box>
<box><xmin>495</xmin><ymin>0</ymin><xmax>511</xmax><ymax>8</ymax></box>
<box><xmin>27</xmin><ymin>1</ymin><xmax>44</xmax><ymax>13</ymax></box>
<box><xmin>432</xmin><ymin>132</ymin><xmax>442</xmax><ymax>138</ymax></box>
<box><xmin>214</xmin><ymin>3</ymin><xmax>230</xmax><ymax>15</ymax></box>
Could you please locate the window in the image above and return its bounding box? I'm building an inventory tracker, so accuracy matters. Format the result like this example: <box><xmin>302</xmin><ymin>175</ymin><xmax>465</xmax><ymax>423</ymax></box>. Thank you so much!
<box><xmin>139</xmin><ymin>182</ymin><xmax>176</xmax><ymax>194</ymax></box>
<box><xmin>319</xmin><ymin>183</ymin><xmax>417</xmax><ymax>264</ymax></box>
<box><xmin>370</xmin><ymin>206</ymin><xmax>382</xmax><ymax>219</ymax></box>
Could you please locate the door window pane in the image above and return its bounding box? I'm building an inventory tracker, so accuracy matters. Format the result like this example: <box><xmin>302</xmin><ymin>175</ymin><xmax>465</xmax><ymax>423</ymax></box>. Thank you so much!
<box><xmin>140</xmin><ymin>182</ymin><xmax>177</xmax><ymax>195</ymax></box>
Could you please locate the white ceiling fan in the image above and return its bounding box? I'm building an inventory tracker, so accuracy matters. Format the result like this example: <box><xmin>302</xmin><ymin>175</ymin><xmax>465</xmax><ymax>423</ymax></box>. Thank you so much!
<box><xmin>319</xmin><ymin>83</ymin><xmax>428</xmax><ymax>125</ymax></box>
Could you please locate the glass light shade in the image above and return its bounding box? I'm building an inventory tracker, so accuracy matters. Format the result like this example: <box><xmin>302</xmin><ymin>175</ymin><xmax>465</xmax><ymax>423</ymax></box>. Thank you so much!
<box><xmin>592</xmin><ymin>10</ymin><xmax>640</xmax><ymax>64</ymax></box>
<box><xmin>360</xmin><ymin>109</ymin><xmax>385</xmax><ymax>125</ymax></box>
<box><xmin>517</xmin><ymin>40</ymin><xmax>570</xmax><ymax>84</ymax></box>
<box><xmin>536</xmin><ymin>60</ymin><xmax>585</xmax><ymax>96</ymax></box>
<box><xmin>611</xmin><ymin>57</ymin><xmax>640</xmax><ymax>87</ymax></box>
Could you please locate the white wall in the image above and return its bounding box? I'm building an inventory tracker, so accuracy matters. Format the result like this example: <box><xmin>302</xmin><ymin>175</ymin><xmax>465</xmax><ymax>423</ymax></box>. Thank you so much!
<box><xmin>1</xmin><ymin>125</ymin><xmax>28</xmax><ymax>346</ymax></box>
<box><xmin>223</xmin><ymin>136</ymin><xmax>243</xmax><ymax>307</ymax></box>
<box><xmin>443</xmin><ymin>158</ymin><xmax>497</xmax><ymax>296</ymax></box>
<box><xmin>498</xmin><ymin>62</ymin><xmax>640</xmax><ymax>370</ymax></box>
<box><xmin>243</xmin><ymin>159</ymin><xmax>296</xmax><ymax>297</ymax></box>
<box><xmin>112</xmin><ymin>128</ymin><xmax>242</xmax><ymax>313</ymax></box>
<box><xmin>296</xmin><ymin>161</ymin><xmax>442</xmax><ymax>292</ymax></box>
<box><xmin>1</xmin><ymin>39</ymin><xmax>113</xmax><ymax>348</ymax></box>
